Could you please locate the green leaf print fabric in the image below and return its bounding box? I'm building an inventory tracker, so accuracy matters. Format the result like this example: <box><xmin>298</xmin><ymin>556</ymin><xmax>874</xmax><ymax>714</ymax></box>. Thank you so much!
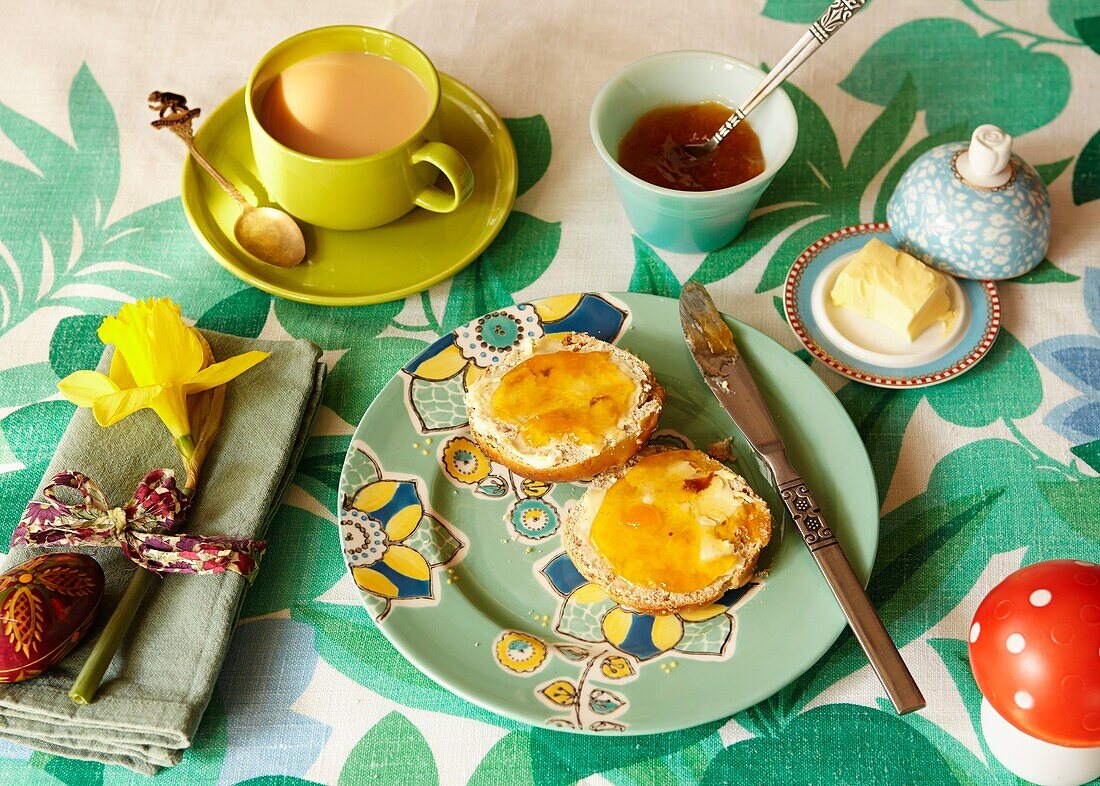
<box><xmin>0</xmin><ymin>0</ymin><xmax>1097</xmax><ymax>784</ymax></box>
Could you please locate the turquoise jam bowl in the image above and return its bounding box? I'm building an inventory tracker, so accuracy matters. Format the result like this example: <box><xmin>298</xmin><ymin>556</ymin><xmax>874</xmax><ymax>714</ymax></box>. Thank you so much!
<box><xmin>590</xmin><ymin>51</ymin><xmax>797</xmax><ymax>254</ymax></box>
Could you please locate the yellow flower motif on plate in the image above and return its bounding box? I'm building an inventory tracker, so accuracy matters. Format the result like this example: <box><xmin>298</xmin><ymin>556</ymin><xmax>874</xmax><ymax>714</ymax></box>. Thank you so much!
<box><xmin>494</xmin><ymin>631</ymin><xmax>547</xmax><ymax>674</ymax></box>
<box><xmin>520</xmin><ymin>478</ymin><xmax>552</xmax><ymax>498</ymax></box>
<box><xmin>340</xmin><ymin>446</ymin><xmax>465</xmax><ymax>621</ymax></box>
<box><xmin>532</xmin><ymin>293</ymin><xmax>585</xmax><ymax>322</ymax></box>
<box><xmin>402</xmin><ymin>294</ymin><xmax>629</xmax><ymax>433</ymax></box>
<box><xmin>603</xmin><ymin>608</ymin><xmax>684</xmax><ymax>654</ymax></box>
<box><xmin>441</xmin><ymin>436</ymin><xmax>492</xmax><ymax>484</ymax></box>
<box><xmin>541</xmin><ymin>551</ymin><xmax>760</xmax><ymax>661</ymax></box>
<box><xmin>406</xmin><ymin>296</ymin><xmax>588</xmax><ymax>384</ymax></box>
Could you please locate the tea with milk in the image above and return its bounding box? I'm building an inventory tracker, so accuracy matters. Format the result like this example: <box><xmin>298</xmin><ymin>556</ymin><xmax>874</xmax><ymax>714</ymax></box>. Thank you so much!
<box><xmin>258</xmin><ymin>51</ymin><xmax>431</xmax><ymax>159</ymax></box>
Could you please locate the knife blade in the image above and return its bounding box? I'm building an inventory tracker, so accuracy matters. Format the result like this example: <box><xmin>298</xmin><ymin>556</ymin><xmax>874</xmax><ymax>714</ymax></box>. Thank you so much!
<box><xmin>679</xmin><ymin>281</ymin><xmax>925</xmax><ymax>715</ymax></box>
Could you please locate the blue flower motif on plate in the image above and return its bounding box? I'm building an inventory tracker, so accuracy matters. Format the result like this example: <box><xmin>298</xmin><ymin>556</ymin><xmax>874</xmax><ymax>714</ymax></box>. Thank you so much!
<box><xmin>508</xmin><ymin>498</ymin><xmax>560</xmax><ymax>539</ymax></box>
<box><xmin>340</xmin><ymin>443</ymin><xmax>466</xmax><ymax>620</ymax></box>
<box><xmin>538</xmin><ymin>551</ymin><xmax>761</xmax><ymax>662</ymax></box>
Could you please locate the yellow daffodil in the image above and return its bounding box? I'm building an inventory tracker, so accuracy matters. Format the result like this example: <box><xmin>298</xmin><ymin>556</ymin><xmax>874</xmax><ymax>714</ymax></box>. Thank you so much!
<box><xmin>57</xmin><ymin>298</ymin><xmax>268</xmax><ymax>446</ymax></box>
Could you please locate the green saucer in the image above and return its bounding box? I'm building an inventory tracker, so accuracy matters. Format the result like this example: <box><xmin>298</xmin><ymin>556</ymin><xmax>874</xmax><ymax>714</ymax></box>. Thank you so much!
<box><xmin>180</xmin><ymin>74</ymin><xmax>517</xmax><ymax>306</ymax></box>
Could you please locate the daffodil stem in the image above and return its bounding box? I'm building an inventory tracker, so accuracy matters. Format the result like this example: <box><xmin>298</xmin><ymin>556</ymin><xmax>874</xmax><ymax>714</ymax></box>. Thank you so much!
<box><xmin>175</xmin><ymin>433</ymin><xmax>196</xmax><ymax>457</ymax></box>
<box><xmin>69</xmin><ymin>569</ymin><xmax>155</xmax><ymax>704</ymax></box>
<box><xmin>69</xmin><ymin>434</ymin><xmax>198</xmax><ymax>704</ymax></box>
<box><xmin>175</xmin><ymin>434</ymin><xmax>198</xmax><ymax>487</ymax></box>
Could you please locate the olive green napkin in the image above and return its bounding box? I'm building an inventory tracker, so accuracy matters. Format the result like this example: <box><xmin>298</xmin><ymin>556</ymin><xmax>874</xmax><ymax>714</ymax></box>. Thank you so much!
<box><xmin>0</xmin><ymin>331</ymin><xmax>325</xmax><ymax>774</ymax></box>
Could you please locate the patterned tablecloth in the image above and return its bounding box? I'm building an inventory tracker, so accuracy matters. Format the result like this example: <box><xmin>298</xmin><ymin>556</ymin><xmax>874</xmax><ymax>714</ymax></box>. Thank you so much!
<box><xmin>1</xmin><ymin>0</ymin><xmax>1098</xmax><ymax>783</ymax></box>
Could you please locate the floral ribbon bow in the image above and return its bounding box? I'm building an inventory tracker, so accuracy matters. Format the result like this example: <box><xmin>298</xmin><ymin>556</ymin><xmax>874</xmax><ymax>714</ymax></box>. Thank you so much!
<box><xmin>11</xmin><ymin>470</ymin><xmax>265</xmax><ymax>578</ymax></box>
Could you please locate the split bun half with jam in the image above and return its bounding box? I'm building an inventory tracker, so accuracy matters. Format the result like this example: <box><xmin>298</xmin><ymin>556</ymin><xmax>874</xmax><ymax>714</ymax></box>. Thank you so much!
<box><xmin>464</xmin><ymin>332</ymin><xmax>664</xmax><ymax>483</ymax></box>
<box><xmin>562</xmin><ymin>446</ymin><xmax>772</xmax><ymax>615</ymax></box>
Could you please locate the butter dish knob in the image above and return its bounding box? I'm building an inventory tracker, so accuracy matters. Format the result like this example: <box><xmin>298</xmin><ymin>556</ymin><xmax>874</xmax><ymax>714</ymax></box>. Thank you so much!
<box><xmin>955</xmin><ymin>124</ymin><xmax>1014</xmax><ymax>188</ymax></box>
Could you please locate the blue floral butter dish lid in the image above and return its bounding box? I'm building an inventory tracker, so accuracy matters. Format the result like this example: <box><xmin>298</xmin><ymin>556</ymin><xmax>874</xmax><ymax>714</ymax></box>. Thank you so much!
<box><xmin>886</xmin><ymin>124</ymin><xmax>1051</xmax><ymax>280</ymax></box>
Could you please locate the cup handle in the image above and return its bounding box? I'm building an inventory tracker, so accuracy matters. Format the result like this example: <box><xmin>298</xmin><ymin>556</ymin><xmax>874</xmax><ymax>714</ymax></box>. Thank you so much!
<box><xmin>412</xmin><ymin>141</ymin><xmax>474</xmax><ymax>213</ymax></box>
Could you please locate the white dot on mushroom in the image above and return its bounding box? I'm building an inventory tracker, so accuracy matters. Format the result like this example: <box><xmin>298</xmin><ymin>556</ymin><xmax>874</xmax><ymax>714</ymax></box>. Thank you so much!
<box><xmin>1014</xmin><ymin>690</ymin><xmax>1034</xmax><ymax>710</ymax></box>
<box><xmin>970</xmin><ymin>622</ymin><xmax>981</xmax><ymax>643</ymax></box>
<box><xmin>1005</xmin><ymin>633</ymin><xmax>1025</xmax><ymax>653</ymax></box>
<box><xmin>1028</xmin><ymin>589</ymin><xmax>1051</xmax><ymax>607</ymax></box>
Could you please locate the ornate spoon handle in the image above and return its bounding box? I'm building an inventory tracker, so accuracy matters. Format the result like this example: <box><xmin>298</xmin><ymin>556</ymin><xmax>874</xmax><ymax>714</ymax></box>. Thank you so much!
<box><xmin>810</xmin><ymin>0</ymin><xmax>869</xmax><ymax>43</ymax></box>
<box><xmin>702</xmin><ymin>0</ymin><xmax>869</xmax><ymax>153</ymax></box>
<box><xmin>147</xmin><ymin>91</ymin><xmax>250</xmax><ymax>210</ymax></box>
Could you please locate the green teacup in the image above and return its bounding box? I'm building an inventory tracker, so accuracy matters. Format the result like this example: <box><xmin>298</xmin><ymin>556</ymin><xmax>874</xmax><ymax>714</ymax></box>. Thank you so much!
<box><xmin>246</xmin><ymin>26</ymin><xmax>474</xmax><ymax>231</ymax></box>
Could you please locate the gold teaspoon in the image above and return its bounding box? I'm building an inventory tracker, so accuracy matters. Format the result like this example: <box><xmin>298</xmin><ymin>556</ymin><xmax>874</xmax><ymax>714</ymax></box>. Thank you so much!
<box><xmin>148</xmin><ymin>91</ymin><xmax>305</xmax><ymax>269</ymax></box>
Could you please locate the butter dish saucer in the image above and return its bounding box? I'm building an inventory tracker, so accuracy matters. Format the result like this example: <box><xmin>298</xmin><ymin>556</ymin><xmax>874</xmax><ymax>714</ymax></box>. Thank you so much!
<box><xmin>811</xmin><ymin>253</ymin><xmax>971</xmax><ymax>369</ymax></box>
<box><xmin>784</xmin><ymin>223</ymin><xmax>1000</xmax><ymax>388</ymax></box>
<box><xmin>180</xmin><ymin>74</ymin><xmax>517</xmax><ymax>306</ymax></box>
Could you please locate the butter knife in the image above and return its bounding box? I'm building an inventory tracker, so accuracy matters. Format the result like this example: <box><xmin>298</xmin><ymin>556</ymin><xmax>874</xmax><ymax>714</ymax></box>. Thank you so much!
<box><xmin>678</xmin><ymin>281</ymin><xmax>925</xmax><ymax>715</ymax></box>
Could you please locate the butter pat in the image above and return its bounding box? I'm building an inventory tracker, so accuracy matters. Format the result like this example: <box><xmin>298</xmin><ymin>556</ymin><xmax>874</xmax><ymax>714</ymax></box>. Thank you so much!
<box><xmin>830</xmin><ymin>239</ymin><xmax>955</xmax><ymax>341</ymax></box>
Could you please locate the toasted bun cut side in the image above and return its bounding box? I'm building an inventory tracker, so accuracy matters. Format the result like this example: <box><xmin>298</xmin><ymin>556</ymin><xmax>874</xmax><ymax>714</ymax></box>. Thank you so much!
<box><xmin>562</xmin><ymin>446</ymin><xmax>772</xmax><ymax>615</ymax></box>
<box><xmin>464</xmin><ymin>333</ymin><xmax>664</xmax><ymax>482</ymax></box>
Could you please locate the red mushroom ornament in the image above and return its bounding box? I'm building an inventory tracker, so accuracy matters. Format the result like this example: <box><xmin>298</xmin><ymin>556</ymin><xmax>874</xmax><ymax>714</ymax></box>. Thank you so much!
<box><xmin>969</xmin><ymin>559</ymin><xmax>1100</xmax><ymax>786</ymax></box>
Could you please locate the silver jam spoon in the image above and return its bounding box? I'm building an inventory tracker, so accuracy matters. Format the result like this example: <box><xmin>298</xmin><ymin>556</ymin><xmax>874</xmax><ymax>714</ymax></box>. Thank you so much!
<box><xmin>148</xmin><ymin>92</ymin><xmax>305</xmax><ymax>269</ymax></box>
<box><xmin>679</xmin><ymin>0</ymin><xmax>869</xmax><ymax>160</ymax></box>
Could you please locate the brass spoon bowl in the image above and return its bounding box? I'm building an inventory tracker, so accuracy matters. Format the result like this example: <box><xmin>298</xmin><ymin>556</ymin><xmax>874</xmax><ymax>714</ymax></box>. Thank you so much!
<box><xmin>231</xmin><ymin>206</ymin><xmax>307</xmax><ymax>269</ymax></box>
<box><xmin>149</xmin><ymin>92</ymin><xmax>305</xmax><ymax>269</ymax></box>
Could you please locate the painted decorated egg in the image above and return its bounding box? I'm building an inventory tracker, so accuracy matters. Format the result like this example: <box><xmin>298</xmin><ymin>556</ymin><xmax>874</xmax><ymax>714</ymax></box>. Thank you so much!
<box><xmin>0</xmin><ymin>553</ymin><xmax>104</xmax><ymax>682</ymax></box>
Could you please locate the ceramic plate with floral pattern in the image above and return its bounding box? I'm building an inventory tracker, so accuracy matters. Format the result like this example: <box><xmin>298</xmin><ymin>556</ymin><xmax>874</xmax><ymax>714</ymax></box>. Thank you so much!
<box><xmin>337</xmin><ymin>292</ymin><xmax>879</xmax><ymax>734</ymax></box>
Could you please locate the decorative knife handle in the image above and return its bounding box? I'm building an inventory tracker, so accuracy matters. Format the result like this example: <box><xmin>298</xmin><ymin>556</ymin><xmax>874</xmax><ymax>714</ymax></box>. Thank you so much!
<box><xmin>778</xmin><ymin>476</ymin><xmax>926</xmax><ymax>715</ymax></box>
<box><xmin>810</xmin><ymin>0</ymin><xmax>868</xmax><ymax>43</ymax></box>
<box><xmin>778</xmin><ymin>479</ymin><xmax>839</xmax><ymax>551</ymax></box>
